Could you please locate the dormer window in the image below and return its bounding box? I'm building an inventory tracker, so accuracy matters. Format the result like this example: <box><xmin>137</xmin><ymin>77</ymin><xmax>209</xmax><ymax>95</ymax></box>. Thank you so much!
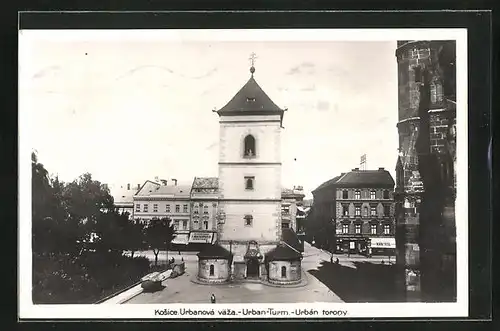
<box><xmin>244</xmin><ymin>134</ymin><xmax>256</xmax><ymax>158</ymax></box>
<box><xmin>246</xmin><ymin>97</ymin><xmax>256</xmax><ymax>102</ymax></box>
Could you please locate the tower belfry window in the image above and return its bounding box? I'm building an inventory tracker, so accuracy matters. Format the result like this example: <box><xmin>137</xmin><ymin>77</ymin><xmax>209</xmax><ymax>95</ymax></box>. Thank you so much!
<box><xmin>244</xmin><ymin>135</ymin><xmax>256</xmax><ymax>157</ymax></box>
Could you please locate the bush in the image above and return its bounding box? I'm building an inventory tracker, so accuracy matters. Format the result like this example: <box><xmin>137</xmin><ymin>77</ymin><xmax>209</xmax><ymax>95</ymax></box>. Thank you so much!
<box><xmin>32</xmin><ymin>252</ymin><xmax>151</xmax><ymax>304</ymax></box>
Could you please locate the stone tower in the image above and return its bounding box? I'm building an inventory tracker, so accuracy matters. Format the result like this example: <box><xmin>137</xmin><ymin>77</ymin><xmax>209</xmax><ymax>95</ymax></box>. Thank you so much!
<box><xmin>214</xmin><ymin>63</ymin><xmax>285</xmax><ymax>280</ymax></box>
<box><xmin>395</xmin><ymin>40</ymin><xmax>457</xmax><ymax>301</ymax></box>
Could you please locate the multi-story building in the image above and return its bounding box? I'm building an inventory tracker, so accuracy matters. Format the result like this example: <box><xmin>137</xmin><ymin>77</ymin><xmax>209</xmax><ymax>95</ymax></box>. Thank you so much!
<box><xmin>310</xmin><ymin>175</ymin><xmax>343</xmax><ymax>251</ymax></box>
<box><xmin>334</xmin><ymin>168</ymin><xmax>395</xmax><ymax>255</ymax></box>
<box><xmin>395</xmin><ymin>40</ymin><xmax>456</xmax><ymax>301</ymax></box>
<box><xmin>130</xmin><ymin>177</ymin><xmax>305</xmax><ymax>252</ymax></box>
<box><xmin>310</xmin><ymin>168</ymin><xmax>395</xmax><ymax>255</ymax></box>
<box><xmin>133</xmin><ymin>180</ymin><xmax>192</xmax><ymax>245</ymax></box>
<box><xmin>280</xmin><ymin>186</ymin><xmax>305</xmax><ymax>230</ymax></box>
<box><xmin>281</xmin><ymin>186</ymin><xmax>306</xmax><ymax>251</ymax></box>
<box><xmin>189</xmin><ymin>177</ymin><xmax>219</xmax><ymax>245</ymax></box>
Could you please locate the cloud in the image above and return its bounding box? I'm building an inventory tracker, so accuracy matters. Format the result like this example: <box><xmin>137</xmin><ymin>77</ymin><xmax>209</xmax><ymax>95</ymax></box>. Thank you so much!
<box><xmin>316</xmin><ymin>100</ymin><xmax>330</xmax><ymax>112</ymax></box>
<box><xmin>286</xmin><ymin>62</ymin><xmax>316</xmax><ymax>75</ymax></box>
<box><xmin>206</xmin><ymin>141</ymin><xmax>218</xmax><ymax>150</ymax></box>
<box><xmin>300</xmin><ymin>85</ymin><xmax>316</xmax><ymax>92</ymax></box>
<box><xmin>185</xmin><ymin>67</ymin><xmax>218</xmax><ymax>80</ymax></box>
<box><xmin>378</xmin><ymin>116</ymin><xmax>389</xmax><ymax>124</ymax></box>
<box><xmin>115</xmin><ymin>65</ymin><xmax>174</xmax><ymax>81</ymax></box>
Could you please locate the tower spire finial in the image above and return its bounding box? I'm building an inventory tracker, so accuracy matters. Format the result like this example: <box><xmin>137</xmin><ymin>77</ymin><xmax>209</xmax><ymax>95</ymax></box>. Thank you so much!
<box><xmin>249</xmin><ymin>52</ymin><xmax>257</xmax><ymax>75</ymax></box>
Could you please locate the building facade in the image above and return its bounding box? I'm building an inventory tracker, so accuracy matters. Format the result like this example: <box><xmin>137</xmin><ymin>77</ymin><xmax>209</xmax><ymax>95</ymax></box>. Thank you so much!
<box><xmin>280</xmin><ymin>186</ymin><xmax>305</xmax><ymax>230</ymax></box>
<box><xmin>310</xmin><ymin>175</ymin><xmax>342</xmax><ymax>251</ymax></box>
<box><xmin>130</xmin><ymin>177</ymin><xmax>304</xmax><ymax>251</ymax></box>
<box><xmin>395</xmin><ymin>40</ymin><xmax>456</xmax><ymax>302</ymax></box>
<box><xmin>190</xmin><ymin>177</ymin><xmax>219</xmax><ymax>245</ymax></box>
<box><xmin>310</xmin><ymin>168</ymin><xmax>396</xmax><ymax>255</ymax></box>
<box><xmin>281</xmin><ymin>186</ymin><xmax>306</xmax><ymax>251</ymax></box>
<box><xmin>132</xmin><ymin>181</ymin><xmax>192</xmax><ymax>244</ymax></box>
<box><xmin>334</xmin><ymin>168</ymin><xmax>395</xmax><ymax>255</ymax></box>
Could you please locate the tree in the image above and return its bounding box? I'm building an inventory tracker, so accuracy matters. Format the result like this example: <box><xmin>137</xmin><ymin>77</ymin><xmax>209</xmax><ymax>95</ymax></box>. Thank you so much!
<box><xmin>32</xmin><ymin>151</ymin><xmax>51</xmax><ymax>222</ymax></box>
<box><xmin>123</xmin><ymin>216</ymin><xmax>145</xmax><ymax>258</ymax></box>
<box><xmin>92</xmin><ymin>211</ymin><xmax>145</xmax><ymax>256</ymax></box>
<box><xmin>144</xmin><ymin>217</ymin><xmax>175</xmax><ymax>266</ymax></box>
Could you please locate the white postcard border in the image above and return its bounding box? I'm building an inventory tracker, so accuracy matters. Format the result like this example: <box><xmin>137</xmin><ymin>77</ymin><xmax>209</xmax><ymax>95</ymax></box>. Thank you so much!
<box><xmin>18</xmin><ymin>27</ymin><xmax>468</xmax><ymax>319</ymax></box>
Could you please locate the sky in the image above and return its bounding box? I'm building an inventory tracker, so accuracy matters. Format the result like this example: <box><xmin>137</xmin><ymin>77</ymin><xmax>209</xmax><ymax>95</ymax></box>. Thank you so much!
<box><xmin>20</xmin><ymin>30</ymin><xmax>400</xmax><ymax>198</ymax></box>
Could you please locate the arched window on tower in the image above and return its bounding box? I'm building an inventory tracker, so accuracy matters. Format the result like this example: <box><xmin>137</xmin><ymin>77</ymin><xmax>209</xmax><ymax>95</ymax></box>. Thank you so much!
<box><xmin>244</xmin><ymin>135</ymin><xmax>256</xmax><ymax>157</ymax></box>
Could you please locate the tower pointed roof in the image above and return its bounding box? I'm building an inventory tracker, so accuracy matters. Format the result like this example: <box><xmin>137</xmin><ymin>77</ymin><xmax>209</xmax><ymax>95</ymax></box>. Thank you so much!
<box><xmin>215</xmin><ymin>65</ymin><xmax>285</xmax><ymax>124</ymax></box>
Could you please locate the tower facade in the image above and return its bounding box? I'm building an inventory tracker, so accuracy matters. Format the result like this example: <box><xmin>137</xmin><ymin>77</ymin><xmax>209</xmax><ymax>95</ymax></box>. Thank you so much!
<box><xmin>215</xmin><ymin>65</ymin><xmax>285</xmax><ymax>280</ymax></box>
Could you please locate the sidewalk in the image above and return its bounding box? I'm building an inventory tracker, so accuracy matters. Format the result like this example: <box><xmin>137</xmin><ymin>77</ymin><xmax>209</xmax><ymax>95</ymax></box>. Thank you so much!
<box><xmin>98</xmin><ymin>269</ymin><xmax>172</xmax><ymax>304</ymax></box>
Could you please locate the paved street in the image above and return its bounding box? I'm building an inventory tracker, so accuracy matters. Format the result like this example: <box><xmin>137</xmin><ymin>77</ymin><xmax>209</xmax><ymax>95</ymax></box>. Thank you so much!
<box><xmin>125</xmin><ymin>242</ymin><xmax>344</xmax><ymax>304</ymax></box>
<box><xmin>125</xmin><ymin>242</ymin><xmax>399</xmax><ymax>304</ymax></box>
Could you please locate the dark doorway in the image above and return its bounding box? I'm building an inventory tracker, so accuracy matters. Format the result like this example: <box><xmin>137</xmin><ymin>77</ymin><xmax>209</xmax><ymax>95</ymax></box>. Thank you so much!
<box><xmin>246</xmin><ymin>258</ymin><xmax>259</xmax><ymax>278</ymax></box>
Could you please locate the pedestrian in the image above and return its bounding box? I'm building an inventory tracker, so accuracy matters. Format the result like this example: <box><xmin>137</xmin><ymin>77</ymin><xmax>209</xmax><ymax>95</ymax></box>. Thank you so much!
<box><xmin>181</xmin><ymin>257</ymin><xmax>184</xmax><ymax>262</ymax></box>
<box><xmin>336</xmin><ymin>258</ymin><xmax>339</xmax><ymax>265</ymax></box>
<box><xmin>210</xmin><ymin>293</ymin><xmax>216</xmax><ymax>304</ymax></box>
<box><xmin>330</xmin><ymin>255</ymin><xmax>333</xmax><ymax>264</ymax></box>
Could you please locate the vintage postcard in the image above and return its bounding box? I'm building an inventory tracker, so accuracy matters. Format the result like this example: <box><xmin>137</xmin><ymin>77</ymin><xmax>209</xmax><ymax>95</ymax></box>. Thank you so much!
<box><xmin>18</xmin><ymin>27</ymin><xmax>467</xmax><ymax>319</ymax></box>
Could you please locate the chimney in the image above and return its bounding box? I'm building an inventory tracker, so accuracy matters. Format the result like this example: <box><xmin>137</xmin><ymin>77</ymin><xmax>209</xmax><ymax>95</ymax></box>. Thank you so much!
<box><xmin>137</xmin><ymin>184</ymin><xmax>140</xmax><ymax>190</ymax></box>
<box><xmin>379</xmin><ymin>167</ymin><xmax>385</xmax><ymax>171</ymax></box>
<box><xmin>154</xmin><ymin>176</ymin><xmax>159</xmax><ymax>182</ymax></box>
<box><xmin>172</xmin><ymin>178</ymin><xmax>178</xmax><ymax>186</ymax></box>
<box><xmin>127</xmin><ymin>183</ymin><xmax>130</xmax><ymax>190</ymax></box>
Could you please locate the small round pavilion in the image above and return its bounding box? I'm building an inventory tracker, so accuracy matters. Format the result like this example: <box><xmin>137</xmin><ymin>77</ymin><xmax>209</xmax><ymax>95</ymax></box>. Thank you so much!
<box><xmin>196</xmin><ymin>244</ymin><xmax>233</xmax><ymax>284</ymax></box>
<box><xmin>265</xmin><ymin>228</ymin><xmax>303</xmax><ymax>285</ymax></box>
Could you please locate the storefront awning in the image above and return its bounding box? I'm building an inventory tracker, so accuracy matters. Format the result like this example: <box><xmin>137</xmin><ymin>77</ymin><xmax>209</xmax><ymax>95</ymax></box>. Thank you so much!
<box><xmin>369</xmin><ymin>237</ymin><xmax>396</xmax><ymax>249</ymax></box>
<box><xmin>171</xmin><ymin>233</ymin><xmax>189</xmax><ymax>245</ymax></box>
<box><xmin>189</xmin><ymin>231</ymin><xmax>215</xmax><ymax>244</ymax></box>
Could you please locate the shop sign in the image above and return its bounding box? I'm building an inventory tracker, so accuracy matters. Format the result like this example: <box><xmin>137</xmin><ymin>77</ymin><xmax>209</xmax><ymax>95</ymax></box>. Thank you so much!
<box><xmin>189</xmin><ymin>232</ymin><xmax>214</xmax><ymax>243</ymax></box>
<box><xmin>369</xmin><ymin>237</ymin><xmax>396</xmax><ymax>248</ymax></box>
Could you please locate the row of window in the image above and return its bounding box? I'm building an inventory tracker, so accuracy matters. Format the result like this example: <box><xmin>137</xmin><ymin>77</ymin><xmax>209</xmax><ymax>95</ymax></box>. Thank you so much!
<box><xmin>341</xmin><ymin>224</ymin><xmax>391</xmax><ymax>235</ymax></box>
<box><xmin>341</xmin><ymin>190</ymin><xmax>391</xmax><ymax>200</ymax></box>
<box><xmin>135</xmin><ymin>203</ymin><xmax>212</xmax><ymax>214</ymax></box>
<box><xmin>342</xmin><ymin>204</ymin><xmax>391</xmax><ymax>217</ymax></box>
<box><xmin>174</xmin><ymin>219</ymin><xmax>212</xmax><ymax>230</ymax></box>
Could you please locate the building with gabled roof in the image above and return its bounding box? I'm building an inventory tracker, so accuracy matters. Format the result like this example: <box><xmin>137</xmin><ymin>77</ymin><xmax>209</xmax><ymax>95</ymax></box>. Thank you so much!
<box><xmin>133</xmin><ymin>180</ymin><xmax>192</xmax><ymax>245</ymax></box>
